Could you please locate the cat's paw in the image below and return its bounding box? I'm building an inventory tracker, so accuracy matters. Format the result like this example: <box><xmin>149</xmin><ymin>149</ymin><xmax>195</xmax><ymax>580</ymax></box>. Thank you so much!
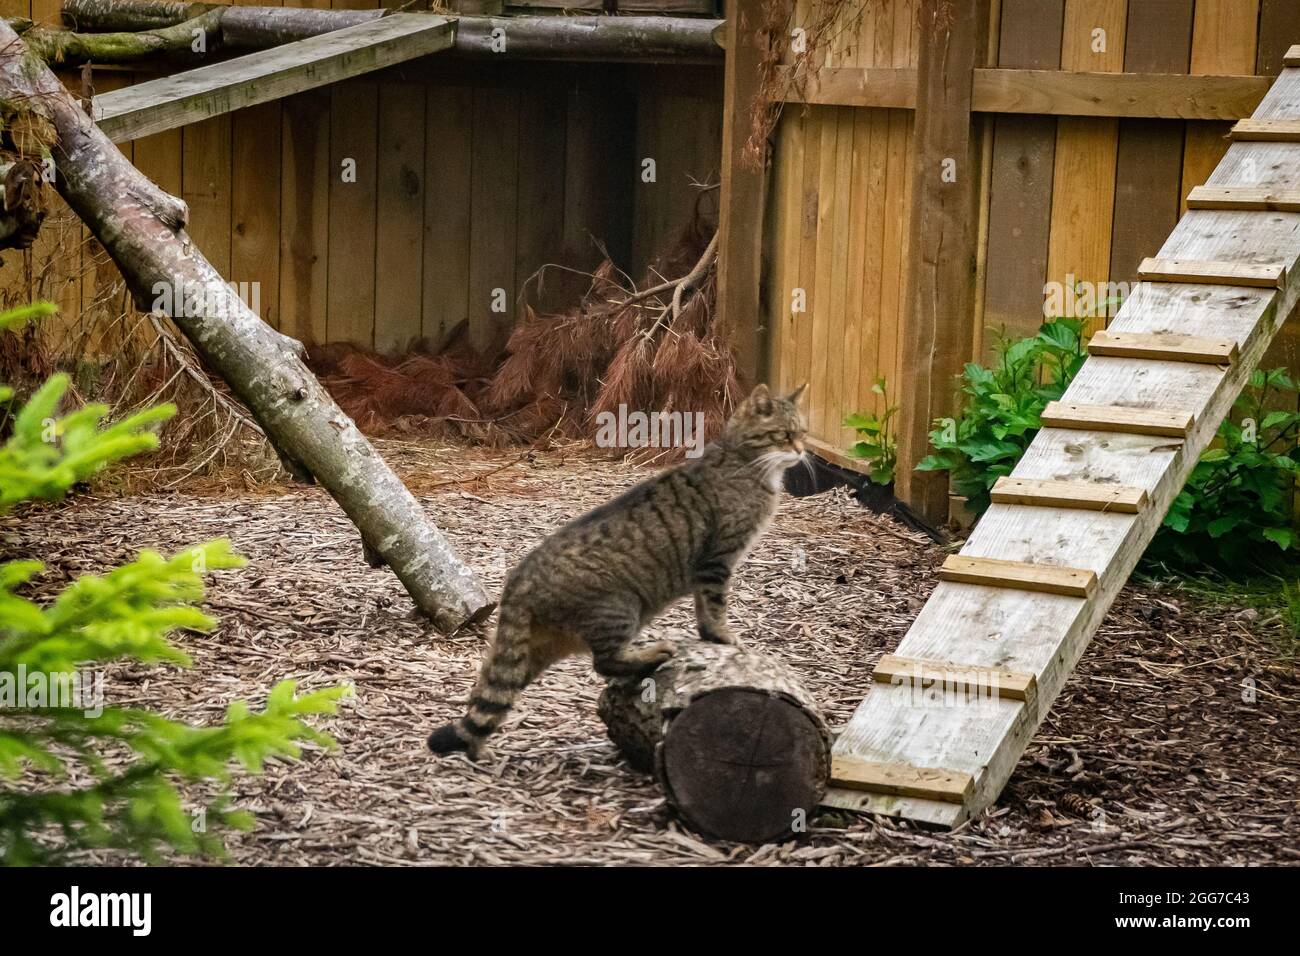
<box><xmin>699</xmin><ymin>624</ymin><xmax>741</xmax><ymax>645</ymax></box>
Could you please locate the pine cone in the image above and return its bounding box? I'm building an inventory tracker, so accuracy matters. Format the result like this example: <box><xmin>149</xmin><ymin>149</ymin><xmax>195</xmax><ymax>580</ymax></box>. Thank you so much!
<box><xmin>1059</xmin><ymin>792</ymin><xmax>1094</xmax><ymax>818</ymax></box>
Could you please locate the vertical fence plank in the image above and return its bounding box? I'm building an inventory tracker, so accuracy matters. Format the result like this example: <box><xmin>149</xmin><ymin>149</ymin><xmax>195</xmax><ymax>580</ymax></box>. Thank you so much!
<box><xmin>468</xmin><ymin>84</ymin><xmax>519</xmax><ymax>352</ymax></box>
<box><xmin>982</xmin><ymin>0</ymin><xmax>1064</xmax><ymax>351</ymax></box>
<box><xmin>374</xmin><ymin>81</ymin><xmax>426</xmax><ymax>353</ymax></box>
<box><xmin>422</xmin><ymin>83</ymin><xmax>473</xmax><ymax>348</ymax></box>
<box><xmin>895</xmin><ymin>0</ymin><xmax>989</xmax><ymax>523</ymax></box>
<box><xmin>231</xmin><ymin>102</ymin><xmax>282</xmax><ymax>330</ymax></box>
<box><xmin>1108</xmin><ymin>0</ymin><xmax>1192</xmax><ymax>291</ymax></box>
<box><xmin>278</xmin><ymin>88</ymin><xmax>329</xmax><ymax>346</ymax></box>
<box><xmin>1044</xmin><ymin>0</ymin><xmax>1126</xmax><ymax>337</ymax></box>
<box><xmin>327</xmin><ymin>79</ymin><xmax>378</xmax><ymax>346</ymax></box>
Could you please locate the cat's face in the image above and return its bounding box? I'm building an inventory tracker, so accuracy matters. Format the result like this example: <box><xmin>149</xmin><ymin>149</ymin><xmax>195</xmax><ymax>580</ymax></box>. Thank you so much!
<box><xmin>727</xmin><ymin>383</ymin><xmax>808</xmax><ymax>469</ymax></box>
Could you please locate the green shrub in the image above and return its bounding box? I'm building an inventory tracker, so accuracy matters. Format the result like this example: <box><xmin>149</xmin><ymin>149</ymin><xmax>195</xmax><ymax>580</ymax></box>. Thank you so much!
<box><xmin>1153</xmin><ymin>367</ymin><xmax>1300</xmax><ymax>566</ymax></box>
<box><xmin>908</xmin><ymin>317</ymin><xmax>1300</xmax><ymax>569</ymax></box>
<box><xmin>915</xmin><ymin>318</ymin><xmax>1087</xmax><ymax>514</ymax></box>
<box><xmin>0</xmin><ymin>302</ymin><xmax>346</xmax><ymax>864</ymax></box>
<box><xmin>844</xmin><ymin>376</ymin><xmax>898</xmax><ymax>485</ymax></box>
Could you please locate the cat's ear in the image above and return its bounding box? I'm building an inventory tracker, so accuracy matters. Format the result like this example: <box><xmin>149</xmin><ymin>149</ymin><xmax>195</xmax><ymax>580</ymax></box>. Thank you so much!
<box><xmin>786</xmin><ymin>383</ymin><xmax>808</xmax><ymax>404</ymax></box>
<box><xmin>748</xmin><ymin>383</ymin><xmax>773</xmax><ymax>415</ymax></box>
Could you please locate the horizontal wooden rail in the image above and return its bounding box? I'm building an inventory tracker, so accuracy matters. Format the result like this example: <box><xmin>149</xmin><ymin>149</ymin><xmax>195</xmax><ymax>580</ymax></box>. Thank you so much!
<box><xmin>776</xmin><ymin>66</ymin><xmax>1269</xmax><ymax>119</ymax></box>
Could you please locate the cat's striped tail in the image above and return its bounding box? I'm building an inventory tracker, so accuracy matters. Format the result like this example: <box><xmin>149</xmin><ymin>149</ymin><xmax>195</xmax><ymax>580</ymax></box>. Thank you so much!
<box><xmin>428</xmin><ymin>595</ymin><xmax>533</xmax><ymax>759</ymax></box>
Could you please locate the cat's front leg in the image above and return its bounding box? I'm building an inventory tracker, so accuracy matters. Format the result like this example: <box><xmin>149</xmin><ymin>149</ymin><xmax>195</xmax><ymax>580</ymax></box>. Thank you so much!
<box><xmin>693</xmin><ymin>559</ymin><xmax>740</xmax><ymax>645</ymax></box>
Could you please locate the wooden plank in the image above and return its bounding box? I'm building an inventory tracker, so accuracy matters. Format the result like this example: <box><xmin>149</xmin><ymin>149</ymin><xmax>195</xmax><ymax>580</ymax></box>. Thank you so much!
<box><xmin>982</xmin><ymin>0</ymin><xmax>1063</xmax><ymax>348</ymax></box>
<box><xmin>1108</xmin><ymin>0</ymin><xmax>1192</xmax><ymax>287</ymax></box>
<box><xmin>778</xmin><ymin>67</ymin><xmax>1268</xmax><ymax>118</ymax></box>
<box><xmin>717</xmin><ymin>2</ymin><xmax>768</xmax><ymax>383</ymax></box>
<box><xmin>895</xmin><ymin>0</ymin><xmax>988</xmax><ymax>524</ymax></box>
<box><xmin>1230</xmin><ymin>117</ymin><xmax>1300</xmax><ymax>140</ymax></box>
<box><xmin>990</xmin><ymin>475</ymin><xmax>1147</xmax><ymax>512</ymax></box>
<box><xmin>1040</xmin><ymin>400</ymin><xmax>1194</xmax><ymax>436</ymax></box>
<box><xmin>278</xmin><ymin>88</ymin><xmax>329</xmax><ymax>346</ymax></box>
<box><xmin>807</xmin><ymin>110</ymin><xmax>840</xmax><ymax>440</ymax></box>
<box><xmin>1136</xmin><ymin>255</ymin><xmax>1286</xmax><ymax>287</ymax></box>
<box><xmin>514</xmin><ymin>80</ymin><xmax>569</xmax><ymax>315</ymax></box>
<box><xmin>1087</xmin><ymin>329</ymin><xmax>1237</xmax><ymax>363</ymax></box>
<box><xmin>872</xmin><ymin>653</ymin><xmax>1038</xmax><ymax>704</ymax></box>
<box><xmin>374</xmin><ymin>81</ymin><xmax>425</xmax><ymax>353</ymax></box>
<box><xmin>839</xmin><ymin>108</ymin><xmax>873</xmax><ymax>441</ymax></box>
<box><xmin>182</xmin><ymin>115</ymin><xmax>233</xmax><ymax>277</ymax></box>
<box><xmin>467</xmin><ymin>84</ymin><xmax>519</xmax><ymax>352</ymax></box>
<box><xmin>829</xmin><ymin>756</ymin><xmax>974</xmax><ymax>804</ymax></box>
<box><xmin>1186</xmin><ymin>184</ymin><xmax>1300</xmax><ymax>211</ymax></box>
<box><xmin>421</xmin><ymin>83</ymin><xmax>472</xmax><ymax>348</ymax></box>
<box><xmin>231</xmin><ymin>101</ymin><xmax>281</xmax><ymax>330</ymax></box>
<box><xmin>939</xmin><ymin>554</ymin><xmax>1098</xmax><ymax>598</ymax></box>
<box><xmin>1285</xmin><ymin>44</ymin><xmax>1300</xmax><ymax>68</ymax></box>
<box><xmin>327</xmin><ymin>79</ymin><xmax>378</xmax><ymax>346</ymax></box>
<box><xmin>1045</xmin><ymin>0</ymin><xmax>1126</xmax><ymax>336</ymax></box>
<box><xmin>1259</xmin><ymin>6</ymin><xmax>1300</xmax><ymax>75</ymax></box>
<box><xmin>93</xmin><ymin>14</ymin><xmax>454</xmax><ymax>143</ymax></box>
<box><xmin>1181</xmin><ymin>0</ymin><xmax>1259</xmax><ymax>213</ymax></box>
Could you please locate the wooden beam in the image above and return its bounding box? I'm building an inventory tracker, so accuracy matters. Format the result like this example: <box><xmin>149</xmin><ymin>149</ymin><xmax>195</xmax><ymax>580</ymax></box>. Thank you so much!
<box><xmin>1186</xmin><ymin>185</ymin><xmax>1300</xmax><ymax>211</ymax></box>
<box><xmin>715</xmin><ymin>0</ymin><xmax>766</xmax><ymax>385</ymax></box>
<box><xmin>938</xmin><ymin>555</ymin><xmax>1098</xmax><ymax>599</ymax></box>
<box><xmin>1087</xmin><ymin>329</ymin><xmax>1238</xmax><ymax>364</ymax></box>
<box><xmin>990</xmin><ymin>476</ymin><xmax>1148</xmax><ymax>513</ymax></box>
<box><xmin>895</xmin><ymin>0</ymin><xmax>990</xmax><ymax>524</ymax></box>
<box><xmin>1137</xmin><ymin>256</ymin><xmax>1286</xmax><ymax>288</ymax></box>
<box><xmin>776</xmin><ymin>66</ymin><xmax>1269</xmax><ymax>119</ymax></box>
<box><xmin>92</xmin><ymin>13</ymin><xmax>454</xmax><ymax>143</ymax></box>
<box><xmin>829</xmin><ymin>756</ymin><xmax>974</xmax><ymax>804</ymax></box>
<box><xmin>1229</xmin><ymin>117</ymin><xmax>1300</xmax><ymax>140</ymax></box>
<box><xmin>871</xmin><ymin>654</ymin><xmax>1038</xmax><ymax>705</ymax></box>
<box><xmin>1040</xmin><ymin>401</ymin><xmax>1195</xmax><ymax>437</ymax></box>
<box><xmin>1286</xmin><ymin>44</ymin><xmax>1300</xmax><ymax>67</ymax></box>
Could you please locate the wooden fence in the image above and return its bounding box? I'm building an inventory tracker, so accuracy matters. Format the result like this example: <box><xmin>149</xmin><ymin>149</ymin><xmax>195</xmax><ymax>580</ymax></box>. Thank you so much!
<box><xmin>728</xmin><ymin>0</ymin><xmax>1300</xmax><ymax>519</ymax></box>
<box><xmin>6</xmin><ymin>0</ymin><xmax>723</xmax><ymax>357</ymax></box>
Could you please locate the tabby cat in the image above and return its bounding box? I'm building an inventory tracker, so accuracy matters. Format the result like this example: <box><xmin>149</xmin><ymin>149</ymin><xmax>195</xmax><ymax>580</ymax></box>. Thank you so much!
<box><xmin>427</xmin><ymin>383</ymin><xmax>808</xmax><ymax>759</ymax></box>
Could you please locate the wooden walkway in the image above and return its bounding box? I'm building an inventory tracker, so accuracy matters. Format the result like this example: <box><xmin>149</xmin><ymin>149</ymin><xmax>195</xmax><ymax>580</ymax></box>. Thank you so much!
<box><xmin>93</xmin><ymin>13</ymin><xmax>453</xmax><ymax>144</ymax></box>
<box><xmin>825</xmin><ymin>54</ymin><xmax>1300</xmax><ymax>826</ymax></box>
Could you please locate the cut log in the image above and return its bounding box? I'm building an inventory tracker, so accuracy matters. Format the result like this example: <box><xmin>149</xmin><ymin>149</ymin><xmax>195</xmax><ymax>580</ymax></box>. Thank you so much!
<box><xmin>60</xmin><ymin>0</ymin><xmax>724</xmax><ymax>60</ymax></box>
<box><xmin>598</xmin><ymin>639</ymin><xmax>830</xmax><ymax>843</ymax></box>
<box><xmin>0</xmin><ymin>20</ymin><xmax>491</xmax><ymax>632</ymax></box>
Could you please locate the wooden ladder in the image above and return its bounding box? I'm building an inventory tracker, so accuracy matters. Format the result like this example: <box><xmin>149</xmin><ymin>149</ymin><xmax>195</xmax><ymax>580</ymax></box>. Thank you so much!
<box><xmin>826</xmin><ymin>49</ymin><xmax>1300</xmax><ymax>826</ymax></box>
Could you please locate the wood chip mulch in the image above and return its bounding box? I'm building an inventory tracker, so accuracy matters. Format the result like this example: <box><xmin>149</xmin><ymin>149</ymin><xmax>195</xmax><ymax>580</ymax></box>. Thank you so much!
<box><xmin>7</xmin><ymin>441</ymin><xmax>1299</xmax><ymax>866</ymax></box>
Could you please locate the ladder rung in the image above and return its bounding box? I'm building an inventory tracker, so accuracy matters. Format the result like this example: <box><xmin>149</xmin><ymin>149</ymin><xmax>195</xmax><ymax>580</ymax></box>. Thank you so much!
<box><xmin>1229</xmin><ymin>118</ymin><xmax>1300</xmax><ymax>141</ymax></box>
<box><xmin>1087</xmin><ymin>329</ymin><xmax>1238</xmax><ymax>364</ymax></box>
<box><xmin>990</xmin><ymin>476</ymin><xmax>1148</xmax><ymax>514</ymax></box>
<box><xmin>1138</xmin><ymin>256</ymin><xmax>1285</xmax><ymax>289</ymax></box>
<box><xmin>1186</xmin><ymin>185</ymin><xmax>1300</xmax><ymax>212</ymax></box>
<box><xmin>939</xmin><ymin>554</ymin><xmax>1097</xmax><ymax>599</ymax></box>
<box><xmin>830</xmin><ymin>755</ymin><xmax>974</xmax><ymax>805</ymax></box>
<box><xmin>872</xmin><ymin>653</ymin><xmax>1038</xmax><ymax>705</ymax></box>
<box><xmin>1040</xmin><ymin>401</ymin><xmax>1194</xmax><ymax>438</ymax></box>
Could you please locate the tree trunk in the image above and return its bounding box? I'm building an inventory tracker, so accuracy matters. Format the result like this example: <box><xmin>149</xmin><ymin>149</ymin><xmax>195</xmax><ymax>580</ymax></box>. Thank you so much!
<box><xmin>60</xmin><ymin>0</ymin><xmax>723</xmax><ymax>60</ymax></box>
<box><xmin>0</xmin><ymin>20</ymin><xmax>491</xmax><ymax>633</ymax></box>
<box><xmin>598</xmin><ymin>639</ymin><xmax>831</xmax><ymax>843</ymax></box>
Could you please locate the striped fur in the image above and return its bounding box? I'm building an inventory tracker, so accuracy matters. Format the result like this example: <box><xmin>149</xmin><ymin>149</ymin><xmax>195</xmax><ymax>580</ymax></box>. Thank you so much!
<box><xmin>428</xmin><ymin>383</ymin><xmax>808</xmax><ymax>759</ymax></box>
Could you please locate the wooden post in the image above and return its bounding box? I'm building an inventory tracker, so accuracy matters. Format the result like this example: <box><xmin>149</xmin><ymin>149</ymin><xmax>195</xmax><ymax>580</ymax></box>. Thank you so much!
<box><xmin>716</xmin><ymin>0</ymin><xmax>767</xmax><ymax>385</ymax></box>
<box><xmin>894</xmin><ymin>0</ymin><xmax>990</xmax><ymax>524</ymax></box>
